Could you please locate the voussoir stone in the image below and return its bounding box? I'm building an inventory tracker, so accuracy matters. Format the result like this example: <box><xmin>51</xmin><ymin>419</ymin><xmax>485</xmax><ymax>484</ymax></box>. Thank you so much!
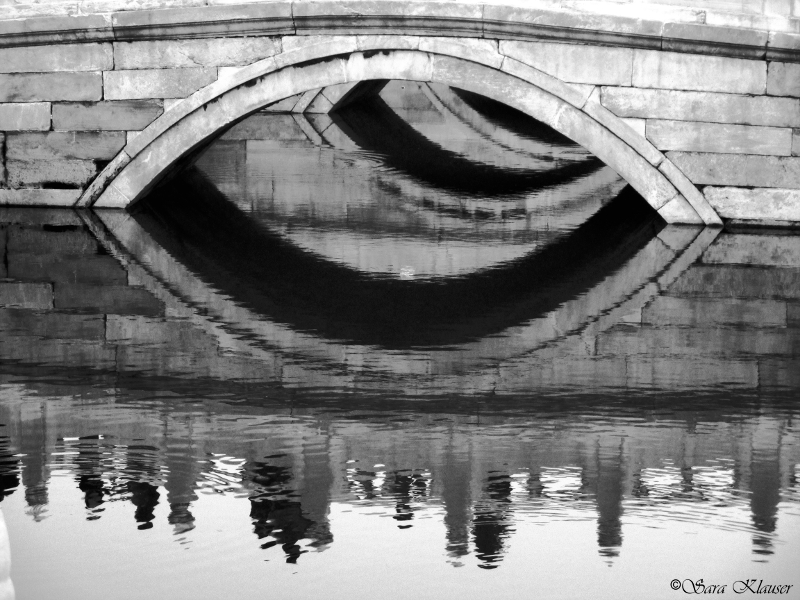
<box><xmin>646</xmin><ymin>120</ymin><xmax>792</xmax><ymax>156</ymax></box>
<box><xmin>0</xmin><ymin>73</ymin><xmax>102</xmax><ymax>102</ymax></box>
<box><xmin>0</xmin><ymin>103</ymin><xmax>50</xmax><ymax>131</ymax></box>
<box><xmin>632</xmin><ymin>50</ymin><xmax>766</xmax><ymax>94</ymax></box>
<box><xmin>0</xmin><ymin>43</ymin><xmax>112</xmax><ymax>73</ymax></box>
<box><xmin>601</xmin><ymin>87</ymin><xmax>800</xmax><ymax>128</ymax></box>
<box><xmin>113</xmin><ymin>37</ymin><xmax>281</xmax><ymax>70</ymax></box>
<box><xmin>53</xmin><ymin>101</ymin><xmax>163</xmax><ymax>131</ymax></box>
<box><xmin>103</xmin><ymin>68</ymin><xmax>218</xmax><ymax>100</ymax></box>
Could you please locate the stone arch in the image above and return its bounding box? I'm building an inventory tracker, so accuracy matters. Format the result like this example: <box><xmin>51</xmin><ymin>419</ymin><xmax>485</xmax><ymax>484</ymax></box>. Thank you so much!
<box><xmin>84</xmin><ymin>39</ymin><xmax>720</xmax><ymax>225</ymax></box>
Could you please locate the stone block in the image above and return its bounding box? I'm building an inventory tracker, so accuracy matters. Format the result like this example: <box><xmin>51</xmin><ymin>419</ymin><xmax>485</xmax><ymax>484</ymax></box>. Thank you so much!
<box><xmin>113</xmin><ymin>37</ymin><xmax>281</xmax><ymax>70</ymax></box>
<box><xmin>790</xmin><ymin>302</ymin><xmax>800</xmax><ymax>325</ymax></box>
<box><xmin>291</xmin><ymin>89</ymin><xmax>321</xmax><ymax>113</ymax></box>
<box><xmin>6</xmin><ymin>131</ymin><xmax>125</xmax><ymax>160</ymax></box>
<box><xmin>632</xmin><ymin>50</ymin><xmax>766</xmax><ymax>94</ymax></box>
<box><xmin>344</xmin><ymin>50</ymin><xmax>432</xmax><ymax>84</ymax></box>
<box><xmin>52</xmin><ymin>101</ymin><xmax>163</xmax><ymax>131</ymax></box>
<box><xmin>500</xmin><ymin>40</ymin><xmax>632</xmax><ymax>85</ymax></box>
<box><xmin>642</xmin><ymin>296</ymin><xmax>787</xmax><ymax>327</ymax></box>
<box><xmin>646</xmin><ymin>120</ymin><xmax>792</xmax><ymax>156</ymax></box>
<box><xmin>0</xmin><ymin>309</ymin><xmax>105</xmax><ymax>340</ymax></box>
<box><xmin>357</xmin><ymin>35</ymin><xmax>421</xmax><ymax>52</ymax></box>
<box><xmin>0</xmin><ymin>43</ymin><xmax>112</xmax><ymax>73</ymax></box>
<box><xmin>0</xmin><ymin>103</ymin><xmax>50</xmax><ymax>131</ymax></box>
<box><xmin>657</xmin><ymin>194</ymin><xmax>704</xmax><ymax>224</ymax></box>
<box><xmin>0</xmin><ymin>14</ymin><xmax>111</xmax><ymax>48</ymax></box>
<box><xmin>220</xmin><ymin>114</ymin><xmax>306</xmax><ymax>141</ymax></box>
<box><xmin>625</xmin><ymin>356</ymin><xmax>758</xmax><ymax>389</ymax></box>
<box><xmin>668</xmin><ymin>264</ymin><xmax>800</xmax><ymax>299</ymax></box>
<box><xmin>0</xmin><ymin>336</ymin><xmax>116</xmax><ymax>369</ymax></box>
<box><xmin>0</xmin><ymin>72</ymin><xmax>102</xmax><ymax>102</ymax></box>
<box><xmin>7</xmin><ymin>226</ymin><xmax>98</xmax><ymax>255</ymax></box>
<box><xmin>498</xmin><ymin>56</ymin><xmax>594</xmax><ymax>109</ymax></box>
<box><xmin>661</xmin><ymin>22</ymin><xmax>768</xmax><ymax>58</ymax></box>
<box><xmin>658</xmin><ymin>159</ymin><xmax>723</xmax><ymax>225</ymax></box>
<box><xmin>103</xmin><ymin>68</ymin><xmax>218</xmax><ymax>100</ymax></box>
<box><xmin>758</xmin><ymin>359</ymin><xmax>800</xmax><ymax>390</ymax></box>
<box><xmin>106</xmin><ymin>314</ymin><xmax>216</xmax><ymax>350</ymax></box>
<box><xmin>767</xmin><ymin>61</ymin><xmax>800</xmax><ymax>97</ymax></box>
<box><xmin>793</xmin><ymin>129</ymin><xmax>800</xmax><ymax>156</ymax></box>
<box><xmin>601</xmin><ymin>87</ymin><xmax>800</xmax><ymax>127</ymax></box>
<box><xmin>0</xmin><ymin>208</ymin><xmax>83</xmax><ymax>227</ymax></box>
<box><xmin>0</xmin><ymin>189</ymin><xmax>80</xmax><ymax>206</ymax></box>
<box><xmin>8</xmin><ymin>254</ymin><xmax>127</xmax><ymax>285</ymax></box>
<box><xmin>0</xmin><ymin>282</ymin><xmax>53</xmax><ymax>309</ymax></box>
<box><xmin>6</xmin><ymin>160</ymin><xmax>97</xmax><ymax>188</ymax></box>
<box><xmin>701</xmin><ymin>234</ymin><xmax>800</xmax><ymax>267</ymax></box>
<box><xmin>767</xmin><ymin>30</ymin><xmax>800</xmax><ymax>61</ymax></box>
<box><xmin>621</xmin><ymin>117</ymin><xmax>646</xmax><ymax>136</ymax></box>
<box><xmin>705</xmin><ymin>186</ymin><xmax>800</xmax><ymax>221</ymax></box>
<box><xmin>668</xmin><ymin>152</ymin><xmax>800</xmax><ymax>188</ymax></box>
<box><xmin>54</xmin><ymin>284</ymin><xmax>164</xmax><ymax>316</ymax></box>
<box><xmin>75</xmin><ymin>150</ymin><xmax>131</xmax><ymax>207</ymax></box>
<box><xmin>416</xmin><ymin>37</ymin><xmax>501</xmax><ymax>68</ymax></box>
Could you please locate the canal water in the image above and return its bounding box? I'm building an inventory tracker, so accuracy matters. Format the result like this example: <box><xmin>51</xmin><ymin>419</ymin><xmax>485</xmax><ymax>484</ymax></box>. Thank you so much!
<box><xmin>0</xmin><ymin>82</ymin><xmax>798</xmax><ymax>599</ymax></box>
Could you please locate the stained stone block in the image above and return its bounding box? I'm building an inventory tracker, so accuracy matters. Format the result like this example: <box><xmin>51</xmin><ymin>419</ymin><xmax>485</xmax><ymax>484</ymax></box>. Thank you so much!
<box><xmin>0</xmin><ymin>282</ymin><xmax>53</xmax><ymax>309</ymax></box>
<box><xmin>0</xmin><ymin>43</ymin><xmax>112</xmax><ymax>73</ymax></box>
<box><xmin>8</xmin><ymin>255</ymin><xmax>127</xmax><ymax>285</ymax></box>
<box><xmin>0</xmin><ymin>103</ymin><xmax>51</xmax><ymax>131</ymax></box>
<box><xmin>632</xmin><ymin>50</ymin><xmax>766</xmax><ymax>94</ymax></box>
<box><xmin>767</xmin><ymin>61</ymin><xmax>800</xmax><ymax>97</ymax></box>
<box><xmin>113</xmin><ymin>37</ymin><xmax>281</xmax><ymax>70</ymax></box>
<box><xmin>0</xmin><ymin>309</ymin><xmax>105</xmax><ymax>340</ymax></box>
<box><xmin>642</xmin><ymin>296</ymin><xmax>787</xmax><ymax>327</ymax></box>
<box><xmin>103</xmin><ymin>68</ymin><xmax>218</xmax><ymax>100</ymax></box>
<box><xmin>646</xmin><ymin>120</ymin><xmax>792</xmax><ymax>156</ymax></box>
<box><xmin>668</xmin><ymin>152</ymin><xmax>800</xmax><ymax>188</ymax></box>
<box><xmin>6</xmin><ymin>160</ymin><xmax>97</xmax><ymax>188</ymax></box>
<box><xmin>6</xmin><ymin>131</ymin><xmax>125</xmax><ymax>160</ymax></box>
<box><xmin>601</xmin><ymin>87</ymin><xmax>800</xmax><ymax>128</ymax></box>
<box><xmin>701</xmin><ymin>234</ymin><xmax>800</xmax><ymax>267</ymax></box>
<box><xmin>54</xmin><ymin>284</ymin><xmax>165</xmax><ymax>316</ymax></box>
<box><xmin>0</xmin><ymin>189</ymin><xmax>80</xmax><ymax>206</ymax></box>
<box><xmin>705</xmin><ymin>186</ymin><xmax>800</xmax><ymax>221</ymax></box>
<box><xmin>7</xmin><ymin>227</ymin><xmax>99</xmax><ymax>255</ymax></box>
<box><xmin>0</xmin><ymin>73</ymin><xmax>102</xmax><ymax>103</ymax></box>
<box><xmin>500</xmin><ymin>40</ymin><xmax>633</xmax><ymax>85</ymax></box>
<box><xmin>53</xmin><ymin>101</ymin><xmax>163</xmax><ymax>131</ymax></box>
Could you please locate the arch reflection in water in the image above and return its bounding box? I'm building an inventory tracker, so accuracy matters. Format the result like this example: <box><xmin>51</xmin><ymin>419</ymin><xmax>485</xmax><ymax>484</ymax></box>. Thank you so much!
<box><xmin>0</xmin><ymin>81</ymin><xmax>799</xmax><ymax>600</ymax></box>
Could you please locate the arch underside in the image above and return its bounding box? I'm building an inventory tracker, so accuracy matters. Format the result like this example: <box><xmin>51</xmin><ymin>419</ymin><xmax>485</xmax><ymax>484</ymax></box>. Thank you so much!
<box><xmin>89</xmin><ymin>42</ymin><xmax>720</xmax><ymax>225</ymax></box>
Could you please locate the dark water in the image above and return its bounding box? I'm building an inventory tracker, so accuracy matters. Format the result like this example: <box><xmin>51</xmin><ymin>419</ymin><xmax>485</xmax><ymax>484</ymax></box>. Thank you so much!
<box><xmin>0</xmin><ymin>82</ymin><xmax>798</xmax><ymax>600</ymax></box>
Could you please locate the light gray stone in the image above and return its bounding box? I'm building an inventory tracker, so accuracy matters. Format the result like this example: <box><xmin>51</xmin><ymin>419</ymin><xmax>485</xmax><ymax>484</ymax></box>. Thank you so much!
<box><xmin>601</xmin><ymin>86</ymin><xmax>800</xmax><ymax>127</ymax></box>
<box><xmin>305</xmin><ymin>92</ymin><xmax>334</xmax><ymax>113</ymax></box>
<box><xmin>419</xmin><ymin>37</ymin><xmax>502</xmax><ymax>68</ymax></box>
<box><xmin>104</xmin><ymin>68</ymin><xmax>218</xmax><ymax>100</ymax></box>
<box><xmin>357</xmin><ymin>35</ymin><xmax>421</xmax><ymax>52</ymax></box>
<box><xmin>705</xmin><ymin>186</ymin><xmax>800</xmax><ymax>221</ymax></box>
<box><xmin>52</xmin><ymin>100</ymin><xmax>163</xmax><ymax>131</ymax></box>
<box><xmin>6</xmin><ymin>131</ymin><xmax>125</xmax><ymax>160</ymax></box>
<box><xmin>220</xmin><ymin>114</ymin><xmax>306</xmax><ymax>141</ymax></box>
<box><xmin>500</xmin><ymin>40</ymin><xmax>632</xmax><ymax>85</ymax></box>
<box><xmin>0</xmin><ymin>43</ymin><xmax>112</xmax><ymax>73</ymax></box>
<box><xmin>0</xmin><ymin>282</ymin><xmax>53</xmax><ymax>309</ymax></box>
<box><xmin>656</xmin><ymin>194</ymin><xmax>704</xmax><ymax>224</ymax></box>
<box><xmin>291</xmin><ymin>89</ymin><xmax>321</xmax><ymax>113</ymax></box>
<box><xmin>6</xmin><ymin>160</ymin><xmax>97</xmax><ymax>188</ymax></box>
<box><xmin>661</xmin><ymin>22</ymin><xmax>768</xmax><ymax>57</ymax></box>
<box><xmin>0</xmin><ymin>103</ymin><xmax>50</xmax><ymax>131</ymax></box>
<box><xmin>76</xmin><ymin>150</ymin><xmax>131</xmax><ymax>208</ymax></box>
<box><xmin>794</xmin><ymin>129</ymin><xmax>800</xmax><ymax>156</ymax></box>
<box><xmin>668</xmin><ymin>152</ymin><xmax>800</xmax><ymax>188</ymax></box>
<box><xmin>702</xmin><ymin>234</ymin><xmax>800</xmax><ymax>267</ymax></box>
<box><xmin>767</xmin><ymin>61</ymin><xmax>800</xmax><ymax>97</ymax></box>
<box><xmin>646</xmin><ymin>120</ymin><xmax>792</xmax><ymax>155</ymax></box>
<box><xmin>0</xmin><ymin>189</ymin><xmax>80</xmax><ymax>206</ymax></box>
<box><xmin>632</xmin><ymin>50</ymin><xmax>766</xmax><ymax>94</ymax></box>
<box><xmin>499</xmin><ymin>56</ymin><xmax>594</xmax><ymax>109</ymax></box>
<box><xmin>113</xmin><ymin>37</ymin><xmax>281</xmax><ymax>69</ymax></box>
<box><xmin>658</xmin><ymin>158</ymin><xmax>723</xmax><ymax>225</ymax></box>
<box><xmin>0</xmin><ymin>14</ymin><xmax>111</xmax><ymax>48</ymax></box>
<box><xmin>0</xmin><ymin>73</ymin><xmax>102</xmax><ymax>102</ymax></box>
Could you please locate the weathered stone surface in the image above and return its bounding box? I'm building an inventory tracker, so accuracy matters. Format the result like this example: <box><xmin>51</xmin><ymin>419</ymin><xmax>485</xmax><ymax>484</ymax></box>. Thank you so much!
<box><xmin>620</xmin><ymin>117</ymin><xmax>646</xmax><ymax>136</ymax></box>
<box><xmin>705</xmin><ymin>186</ymin><xmax>800</xmax><ymax>221</ymax></box>
<box><xmin>0</xmin><ymin>42</ymin><xmax>112</xmax><ymax>73</ymax></box>
<box><xmin>767</xmin><ymin>30</ymin><xmax>800</xmax><ymax>61</ymax></box>
<box><xmin>345</xmin><ymin>50</ymin><xmax>433</xmax><ymax>83</ymax></box>
<box><xmin>0</xmin><ymin>14</ymin><xmax>111</xmax><ymax>48</ymax></box>
<box><xmin>0</xmin><ymin>103</ymin><xmax>50</xmax><ymax>131</ymax></box>
<box><xmin>53</xmin><ymin>100</ymin><xmax>163</xmax><ymax>131</ymax></box>
<box><xmin>113</xmin><ymin>37</ymin><xmax>281</xmax><ymax>69</ymax></box>
<box><xmin>0</xmin><ymin>208</ymin><xmax>83</xmax><ymax>226</ymax></box>
<box><xmin>0</xmin><ymin>189</ymin><xmax>80</xmax><ymax>206</ymax></box>
<box><xmin>0</xmin><ymin>72</ymin><xmax>102</xmax><ymax>102</ymax></box>
<box><xmin>668</xmin><ymin>264</ymin><xmax>800</xmax><ymax>299</ymax></box>
<box><xmin>632</xmin><ymin>50</ymin><xmax>766</xmax><ymax>94</ymax></box>
<box><xmin>0</xmin><ymin>282</ymin><xmax>53</xmax><ymax>309</ymax></box>
<box><xmin>625</xmin><ymin>356</ymin><xmax>758</xmax><ymax>388</ymax></box>
<box><xmin>661</xmin><ymin>22</ymin><xmax>768</xmax><ymax>57</ymax></box>
<box><xmin>793</xmin><ymin>129</ymin><xmax>800</xmax><ymax>155</ymax></box>
<box><xmin>790</xmin><ymin>302</ymin><xmax>800</xmax><ymax>325</ymax></box>
<box><xmin>8</xmin><ymin>254</ymin><xmax>127</xmax><ymax>285</ymax></box>
<box><xmin>642</xmin><ymin>296</ymin><xmax>787</xmax><ymax>326</ymax></box>
<box><xmin>767</xmin><ymin>61</ymin><xmax>800</xmax><ymax>97</ymax></box>
<box><xmin>0</xmin><ymin>336</ymin><xmax>116</xmax><ymax>368</ymax></box>
<box><xmin>291</xmin><ymin>89</ymin><xmax>321</xmax><ymax>113</ymax></box>
<box><xmin>419</xmin><ymin>37</ymin><xmax>501</xmax><ymax>68</ymax></box>
<box><xmin>76</xmin><ymin>150</ymin><xmax>131</xmax><ymax>207</ymax></box>
<box><xmin>106</xmin><ymin>314</ymin><xmax>216</xmax><ymax>350</ymax></box>
<box><xmin>357</xmin><ymin>34</ymin><xmax>421</xmax><ymax>52</ymax></box>
<box><xmin>601</xmin><ymin>87</ymin><xmax>800</xmax><ymax>127</ymax></box>
<box><xmin>305</xmin><ymin>91</ymin><xmax>335</xmax><ymax>113</ymax></box>
<box><xmin>658</xmin><ymin>158</ymin><xmax>723</xmax><ymax>224</ymax></box>
<box><xmin>657</xmin><ymin>194</ymin><xmax>704</xmax><ymax>224</ymax></box>
<box><xmin>499</xmin><ymin>56</ymin><xmax>594</xmax><ymax>109</ymax></box>
<box><xmin>220</xmin><ymin>114</ymin><xmax>306</xmax><ymax>141</ymax></box>
<box><xmin>104</xmin><ymin>68</ymin><xmax>218</xmax><ymax>100</ymax></box>
<box><xmin>54</xmin><ymin>284</ymin><xmax>164</xmax><ymax>316</ymax></box>
<box><xmin>647</xmin><ymin>120</ymin><xmax>792</xmax><ymax>155</ymax></box>
<box><xmin>6</xmin><ymin>160</ymin><xmax>97</xmax><ymax>188</ymax></box>
<box><xmin>500</xmin><ymin>40</ymin><xmax>632</xmax><ymax>85</ymax></box>
<box><xmin>7</xmin><ymin>226</ymin><xmax>98</xmax><ymax>254</ymax></box>
<box><xmin>668</xmin><ymin>152</ymin><xmax>800</xmax><ymax>187</ymax></box>
<box><xmin>0</xmin><ymin>309</ymin><xmax>105</xmax><ymax>340</ymax></box>
<box><xmin>702</xmin><ymin>234</ymin><xmax>800</xmax><ymax>267</ymax></box>
<box><xmin>6</xmin><ymin>131</ymin><xmax>125</xmax><ymax>160</ymax></box>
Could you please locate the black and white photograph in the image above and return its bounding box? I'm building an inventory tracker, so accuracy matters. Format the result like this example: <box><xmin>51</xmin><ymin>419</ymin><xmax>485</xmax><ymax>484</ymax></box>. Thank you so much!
<box><xmin>0</xmin><ymin>0</ymin><xmax>798</xmax><ymax>598</ymax></box>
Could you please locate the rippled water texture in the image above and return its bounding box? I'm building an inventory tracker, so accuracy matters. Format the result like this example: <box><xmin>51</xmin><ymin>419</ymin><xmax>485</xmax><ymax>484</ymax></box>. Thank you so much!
<box><xmin>0</xmin><ymin>82</ymin><xmax>798</xmax><ymax>600</ymax></box>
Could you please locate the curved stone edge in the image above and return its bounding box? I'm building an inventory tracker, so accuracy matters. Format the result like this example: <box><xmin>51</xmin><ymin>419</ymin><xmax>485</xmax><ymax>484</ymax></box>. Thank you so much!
<box><xmin>88</xmin><ymin>41</ymin><xmax>710</xmax><ymax>224</ymax></box>
<box><xmin>0</xmin><ymin>1</ymin><xmax>797</xmax><ymax>63</ymax></box>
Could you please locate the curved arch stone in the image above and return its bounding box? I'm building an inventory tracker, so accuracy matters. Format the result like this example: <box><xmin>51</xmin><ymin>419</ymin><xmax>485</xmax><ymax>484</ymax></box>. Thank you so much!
<box><xmin>89</xmin><ymin>43</ymin><xmax>716</xmax><ymax>224</ymax></box>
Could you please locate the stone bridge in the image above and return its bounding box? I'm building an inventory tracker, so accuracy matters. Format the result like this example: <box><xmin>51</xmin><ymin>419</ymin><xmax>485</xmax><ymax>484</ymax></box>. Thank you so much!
<box><xmin>1</xmin><ymin>0</ymin><xmax>800</xmax><ymax>226</ymax></box>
